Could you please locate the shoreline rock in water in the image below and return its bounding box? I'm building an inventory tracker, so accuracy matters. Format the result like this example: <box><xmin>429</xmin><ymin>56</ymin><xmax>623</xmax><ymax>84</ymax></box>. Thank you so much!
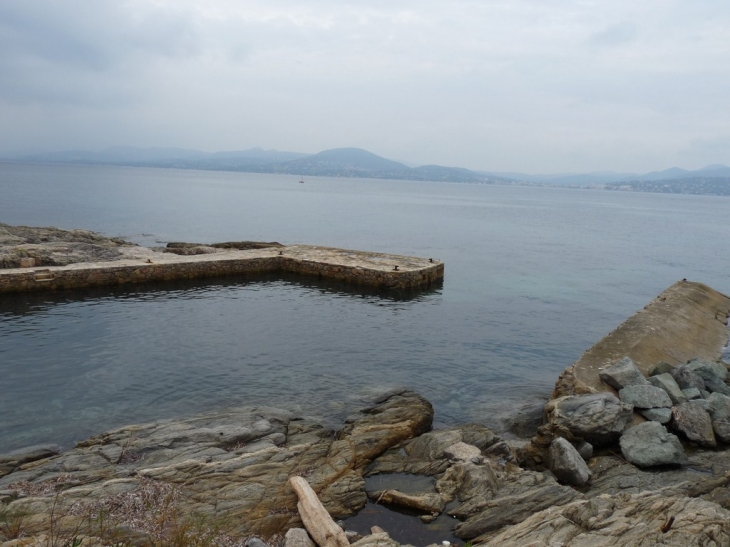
<box><xmin>2</xmin><ymin>266</ymin><xmax>730</xmax><ymax>544</ymax></box>
<box><xmin>0</xmin><ymin>222</ymin><xmax>285</xmax><ymax>269</ymax></box>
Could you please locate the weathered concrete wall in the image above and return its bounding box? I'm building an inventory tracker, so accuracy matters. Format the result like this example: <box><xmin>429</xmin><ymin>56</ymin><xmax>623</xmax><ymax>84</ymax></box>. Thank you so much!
<box><xmin>280</xmin><ymin>257</ymin><xmax>443</xmax><ymax>290</ymax></box>
<box><xmin>0</xmin><ymin>246</ymin><xmax>444</xmax><ymax>294</ymax></box>
<box><xmin>553</xmin><ymin>280</ymin><xmax>730</xmax><ymax>397</ymax></box>
<box><xmin>0</xmin><ymin>257</ymin><xmax>280</xmax><ymax>293</ymax></box>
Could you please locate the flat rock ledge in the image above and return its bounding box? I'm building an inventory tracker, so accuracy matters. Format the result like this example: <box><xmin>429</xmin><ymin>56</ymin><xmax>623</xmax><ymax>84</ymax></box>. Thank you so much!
<box><xmin>3</xmin><ymin>389</ymin><xmax>730</xmax><ymax>547</ymax></box>
<box><xmin>0</xmin><ymin>390</ymin><xmax>433</xmax><ymax>545</ymax></box>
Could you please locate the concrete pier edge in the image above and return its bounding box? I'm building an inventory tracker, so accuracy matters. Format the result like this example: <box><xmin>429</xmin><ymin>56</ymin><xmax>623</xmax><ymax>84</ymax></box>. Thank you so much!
<box><xmin>0</xmin><ymin>244</ymin><xmax>444</xmax><ymax>294</ymax></box>
<box><xmin>552</xmin><ymin>279</ymin><xmax>730</xmax><ymax>397</ymax></box>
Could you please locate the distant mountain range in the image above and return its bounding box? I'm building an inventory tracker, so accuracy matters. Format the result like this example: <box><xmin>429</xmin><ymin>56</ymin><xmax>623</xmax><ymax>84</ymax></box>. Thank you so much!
<box><xmin>8</xmin><ymin>147</ymin><xmax>511</xmax><ymax>184</ymax></box>
<box><xmin>5</xmin><ymin>146</ymin><xmax>730</xmax><ymax>195</ymax></box>
<box><xmin>14</xmin><ymin>146</ymin><xmax>308</xmax><ymax>168</ymax></box>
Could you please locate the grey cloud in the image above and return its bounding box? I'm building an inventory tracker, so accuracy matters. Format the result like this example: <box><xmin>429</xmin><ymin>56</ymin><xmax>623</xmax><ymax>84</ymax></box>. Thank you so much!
<box><xmin>0</xmin><ymin>1</ymin><xmax>729</xmax><ymax>172</ymax></box>
<box><xmin>0</xmin><ymin>2</ymin><xmax>205</xmax><ymax>106</ymax></box>
<box><xmin>678</xmin><ymin>136</ymin><xmax>730</xmax><ymax>165</ymax></box>
<box><xmin>588</xmin><ymin>22</ymin><xmax>637</xmax><ymax>47</ymax></box>
<box><xmin>0</xmin><ymin>4</ymin><xmax>114</xmax><ymax>71</ymax></box>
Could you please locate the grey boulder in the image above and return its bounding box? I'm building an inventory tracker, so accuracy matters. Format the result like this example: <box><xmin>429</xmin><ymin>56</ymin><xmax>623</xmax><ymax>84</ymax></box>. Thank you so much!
<box><xmin>682</xmin><ymin>387</ymin><xmax>703</xmax><ymax>400</ymax></box>
<box><xmin>703</xmin><ymin>374</ymin><xmax>730</xmax><ymax>396</ymax></box>
<box><xmin>599</xmin><ymin>357</ymin><xmax>650</xmax><ymax>391</ymax></box>
<box><xmin>284</xmin><ymin>529</ymin><xmax>315</xmax><ymax>547</ymax></box>
<box><xmin>671</xmin><ymin>401</ymin><xmax>717</xmax><ymax>448</ymax></box>
<box><xmin>544</xmin><ymin>393</ymin><xmax>634</xmax><ymax>447</ymax></box>
<box><xmin>618</xmin><ymin>385</ymin><xmax>672</xmax><ymax>409</ymax></box>
<box><xmin>619</xmin><ymin>422</ymin><xmax>686</xmax><ymax>467</ymax></box>
<box><xmin>687</xmin><ymin>358</ymin><xmax>728</xmax><ymax>382</ymax></box>
<box><xmin>672</xmin><ymin>365</ymin><xmax>706</xmax><ymax>392</ymax></box>
<box><xmin>647</xmin><ymin>373</ymin><xmax>687</xmax><ymax>405</ymax></box>
<box><xmin>648</xmin><ymin>361</ymin><xmax>675</xmax><ymax>376</ymax></box>
<box><xmin>639</xmin><ymin>407</ymin><xmax>672</xmax><ymax>424</ymax></box>
<box><xmin>707</xmin><ymin>392</ymin><xmax>730</xmax><ymax>443</ymax></box>
<box><xmin>548</xmin><ymin>437</ymin><xmax>591</xmax><ymax>486</ymax></box>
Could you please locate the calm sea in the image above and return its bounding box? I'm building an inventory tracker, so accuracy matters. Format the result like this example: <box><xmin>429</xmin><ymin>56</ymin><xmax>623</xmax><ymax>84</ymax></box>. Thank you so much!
<box><xmin>1</xmin><ymin>162</ymin><xmax>729</xmax><ymax>452</ymax></box>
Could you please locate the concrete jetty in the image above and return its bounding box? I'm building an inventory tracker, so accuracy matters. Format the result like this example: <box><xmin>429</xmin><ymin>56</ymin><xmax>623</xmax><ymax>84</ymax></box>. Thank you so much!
<box><xmin>0</xmin><ymin>244</ymin><xmax>444</xmax><ymax>294</ymax></box>
<box><xmin>552</xmin><ymin>280</ymin><xmax>730</xmax><ymax>397</ymax></box>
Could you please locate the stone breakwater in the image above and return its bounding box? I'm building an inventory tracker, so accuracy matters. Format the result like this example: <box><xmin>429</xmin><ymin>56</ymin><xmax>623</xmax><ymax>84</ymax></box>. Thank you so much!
<box><xmin>0</xmin><ymin>245</ymin><xmax>444</xmax><ymax>294</ymax></box>
<box><xmin>552</xmin><ymin>280</ymin><xmax>730</xmax><ymax>397</ymax></box>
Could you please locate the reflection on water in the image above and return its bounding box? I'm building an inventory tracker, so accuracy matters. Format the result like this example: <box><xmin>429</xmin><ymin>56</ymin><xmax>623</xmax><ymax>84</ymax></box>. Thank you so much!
<box><xmin>1</xmin><ymin>274</ymin><xmax>466</xmax><ymax>452</ymax></box>
<box><xmin>344</xmin><ymin>501</ymin><xmax>460</xmax><ymax>544</ymax></box>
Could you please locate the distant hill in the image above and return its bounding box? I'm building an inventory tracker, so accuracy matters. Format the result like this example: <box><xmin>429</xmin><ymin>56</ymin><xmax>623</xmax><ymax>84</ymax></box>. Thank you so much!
<box><xmin>7</xmin><ymin>145</ymin><xmax>730</xmax><ymax>192</ymax></box>
<box><xmin>261</xmin><ymin>147</ymin><xmax>411</xmax><ymax>177</ymax></box>
<box><xmin>474</xmin><ymin>165</ymin><xmax>730</xmax><ymax>197</ymax></box>
<box><xmin>605</xmin><ymin>177</ymin><xmax>730</xmax><ymax>196</ymax></box>
<box><xmin>15</xmin><ymin>147</ymin><xmax>308</xmax><ymax>169</ymax></box>
<box><xmin>11</xmin><ymin>146</ymin><xmax>511</xmax><ymax>183</ymax></box>
<box><xmin>636</xmin><ymin>165</ymin><xmax>730</xmax><ymax>181</ymax></box>
<box><xmin>260</xmin><ymin>148</ymin><xmax>513</xmax><ymax>182</ymax></box>
<box><xmin>479</xmin><ymin>170</ymin><xmax>640</xmax><ymax>186</ymax></box>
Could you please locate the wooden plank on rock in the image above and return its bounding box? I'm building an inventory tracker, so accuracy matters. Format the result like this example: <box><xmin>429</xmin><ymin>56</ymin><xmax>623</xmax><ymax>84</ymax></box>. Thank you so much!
<box><xmin>290</xmin><ymin>476</ymin><xmax>349</xmax><ymax>547</ymax></box>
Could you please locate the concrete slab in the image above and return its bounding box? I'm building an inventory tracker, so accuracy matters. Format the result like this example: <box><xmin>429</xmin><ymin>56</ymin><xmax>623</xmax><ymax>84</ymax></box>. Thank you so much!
<box><xmin>553</xmin><ymin>281</ymin><xmax>730</xmax><ymax>397</ymax></box>
<box><xmin>0</xmin><ymin>245</ymin><xmax>444</xmax><ymax>293</ymax></box>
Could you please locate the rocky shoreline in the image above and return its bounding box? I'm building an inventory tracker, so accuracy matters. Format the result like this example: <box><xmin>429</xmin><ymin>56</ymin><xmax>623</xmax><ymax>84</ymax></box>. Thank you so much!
<box><xmin>0</xmin><ymin>223</ymin><xmax>284</xmax><ymax>269</ymax></box>
<box><xmin>2</xmin><ymin>226</ymin><xmax>730</xmax><ymax>546</ymax></box>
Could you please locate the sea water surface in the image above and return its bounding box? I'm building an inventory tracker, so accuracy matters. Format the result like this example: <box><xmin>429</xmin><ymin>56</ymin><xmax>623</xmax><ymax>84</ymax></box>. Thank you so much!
<box><xmin>1</xmin><ymin>162</ymin><xmax>730</xmax><ymax>452</ymax></box>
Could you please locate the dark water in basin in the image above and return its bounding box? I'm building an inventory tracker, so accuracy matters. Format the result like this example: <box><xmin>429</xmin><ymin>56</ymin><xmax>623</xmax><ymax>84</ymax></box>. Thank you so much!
<box><xmin>1</xmin><ymin>162</ymin><xmax>730</xmax><ymax>452</ymax></box>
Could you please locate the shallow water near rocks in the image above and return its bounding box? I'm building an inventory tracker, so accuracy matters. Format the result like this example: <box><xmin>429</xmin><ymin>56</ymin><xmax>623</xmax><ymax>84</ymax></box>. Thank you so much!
<box><xmin>346</xmin><ymin>473</ymin><xmax>461</xmax><ymax>544</ymax></box>
<box><xmin>2</xmin><ymin>163</ymin><xmax>730</xmax><ymax>453</ymax></box>
<box><xmin>345</xmin><ymin>501</ymin><xmax>461</xmax><ymax>545</ymax></box>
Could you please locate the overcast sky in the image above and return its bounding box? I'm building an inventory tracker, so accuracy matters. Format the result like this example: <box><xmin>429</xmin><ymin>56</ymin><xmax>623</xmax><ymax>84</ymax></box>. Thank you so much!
<box><xmin>1</xmin><ymin>1</ymin><xmax>729</xmax><ymax>173</ymax></box>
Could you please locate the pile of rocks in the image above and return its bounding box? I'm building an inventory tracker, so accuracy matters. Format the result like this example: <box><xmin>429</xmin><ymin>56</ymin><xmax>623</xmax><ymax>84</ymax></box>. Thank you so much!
<box><xmin>533</xmin><ymin>355</ymin><xmax>730</xmax><ymax>482</ymax></box>
<box><xmin>2</xmin><ymin>384</ymin><xmax>730</xmax><ymax>546</ymax></box>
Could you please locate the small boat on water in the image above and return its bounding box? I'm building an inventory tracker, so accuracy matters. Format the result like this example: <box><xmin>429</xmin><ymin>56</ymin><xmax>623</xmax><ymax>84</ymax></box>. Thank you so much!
<box><xmin>299</xmin><ymin>176</ymin><xmax>305</xmax><ymax>184</ymax></box>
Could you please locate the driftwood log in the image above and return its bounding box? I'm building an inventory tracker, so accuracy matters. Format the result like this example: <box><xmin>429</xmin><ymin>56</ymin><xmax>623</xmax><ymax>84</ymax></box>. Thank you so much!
<box><xmin>289</xmin><ymin>476</ymin><xmax>350</xmax><ymax>547</ymax></box>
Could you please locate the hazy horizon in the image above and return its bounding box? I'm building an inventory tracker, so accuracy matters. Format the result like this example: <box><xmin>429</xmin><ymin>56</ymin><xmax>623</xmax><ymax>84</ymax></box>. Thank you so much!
<box><xmin>2</xmin><ymin>1</ymin><xmax>730</xmax><ymax>174</ymax></box>
<box><xmin>6</xmin><ymin>144</ymin><xmax>730</xmax><ymax>178</ymax></box>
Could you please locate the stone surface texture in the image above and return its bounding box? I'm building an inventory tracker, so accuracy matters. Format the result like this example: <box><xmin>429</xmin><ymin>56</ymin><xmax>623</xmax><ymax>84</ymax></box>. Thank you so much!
<box><xmin>687</xmin><ymin>358</ymin><xmax>728</xmax><ymax>381</ymax></box>
<box><xmin>598</xmin><ymin>356</ymin><xmax>650</xmax><ymax>391</ymax></box>
<box><xmin>553</xmin><ymin>281</ymin><xmax>730</xmax><ymax>397</ymax></box>
<box><xmin>618</xmin><ymin>384</ymin><xmax>672</xmax><ymax>409</ymax></box>
<box><xmin>284</xmin><ymin>528</ymin><xmax>316</xmax><ymax>547</ymax></box>
<box><xmin>548</xmin><ymin>437</ymin><xmax>591</xmax><ymax>486</ymax></box>
<box><xmin>639</xmin><ymin>407</ymin><xmax>672</xmax><ymax>424</ymax></box>
<box><xmin>619</xmin><ymin>422</ymin><xmax>686</xmax><ymax>467</ymax></box>
<box><xmin>672</xmin><ymin>365</ymin><xmax>707</xmax><ymax>392</ymax></box>
<box><xmin>683</xmin><ymin>387</ymin><xmax>703</xmax><ymax>400</ymax></box>
<box><xmin>708</xmin><ymin>392</ymin><xmax>730</xmax><ymax>443</ymax></box>
<box><xmin>647</xmin><ymin>373</ymin><xmax>687</xmax><ymax>405</ymax></box>
<box><xmin>476</xmin><ymin>492</ymin><xmax>730</xmax><ymax>546</ymax></box>
<box><xmin>0</xmin><ymin>390</ymin><xmax>432</xmax><ymax>543</ymax></box>
<box><xmin>541</xmin><ymin>393</ymin><xmax>634</xmax><ymax>447</ymax></box>
<box><xmin>672</xmin><ymin>401</ymin><xmax>717</xmax><ymax>447</ymax></box>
